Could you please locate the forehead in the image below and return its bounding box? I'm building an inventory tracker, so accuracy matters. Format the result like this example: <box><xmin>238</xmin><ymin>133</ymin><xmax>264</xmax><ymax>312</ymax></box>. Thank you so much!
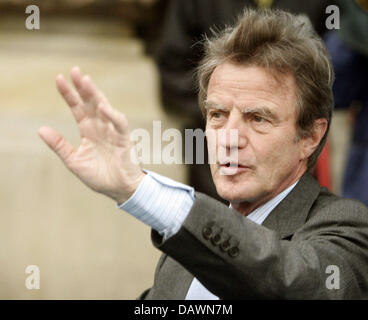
<box><xmin>207</xmin><ymin>62</ymin><xmax>297</xmax><ymax>113</ymax></box>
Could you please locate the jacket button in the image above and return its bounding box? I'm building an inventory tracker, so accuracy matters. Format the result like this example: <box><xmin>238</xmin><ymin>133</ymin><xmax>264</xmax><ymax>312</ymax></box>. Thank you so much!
<box><xmin>228</xmin><ymin>246</ymin><xmax>239</xmax><ymax>258</ymax></box>
<box><xmin>202</xmin><ymin>227</ymin><xmax>213</xmax><ymax>240</ymax></box>
<box><xmin>211</xmin><ymin>233</ymin><xmax>222</xmax><ymax>246</ymax></box>
<box><xmin>220</xmin><ymin>239</ymin><xmax>231</xmax><ymax>252</ymax></box>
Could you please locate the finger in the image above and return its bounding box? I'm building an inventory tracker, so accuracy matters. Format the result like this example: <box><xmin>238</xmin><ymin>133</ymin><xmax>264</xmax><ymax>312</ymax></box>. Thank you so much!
<box><xmin>56</xmin><ymin>74</ymin><xmax>84</xmax><ymax>123</ymax></box>
<box><xmin>70</xmin><ymin>67</ymin><xmax>97</xmax><ymax>116</ymax></box>
<box><xmin>38</xmin><ymin>126</ymin><xmax>76</xmax><ymax>164</ymax></box>
<box><xmin>70</xmin><ymin>66</ymin><xmax>83</xmax><ymax>90</ymax></box>
<box><xmin>70</xmin><ymin>67</ymin><xmax>93</xmax><ymax>108</ymax></box>
<box><xmin>72</xmin><ymin>68</ymin><xmax>107</xmax><ymax>107</ymax></box>
<box><xmin>98</xmin><ymin>104</ymin><xmax>128</xmax><ymax>135</ymax></box>
<box><xmin>96</xmin><ymin>101</ymin><xmax>112</xmax><ymax>123</ymax></box>
<box><xmin>84</xmin><ymin>75</ymin><xmax>110</xmax><ymax>105</ymax></box>
<box><xmin>80</xmin><ymin>75</ymin><xmax>111</xmax><ymax>111</ymax></box>
<box><xmin>71</xmin><ymin>67</ymin><xmax>111</xmax><ymax>116</ymax></box>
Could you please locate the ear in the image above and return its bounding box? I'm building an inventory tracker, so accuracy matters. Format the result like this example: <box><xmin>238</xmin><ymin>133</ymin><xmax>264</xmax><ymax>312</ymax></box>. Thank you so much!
<box><xmin>300</xmin><ymin>118</ymin><xmax>328</xmax><ymax>160</ymax></box>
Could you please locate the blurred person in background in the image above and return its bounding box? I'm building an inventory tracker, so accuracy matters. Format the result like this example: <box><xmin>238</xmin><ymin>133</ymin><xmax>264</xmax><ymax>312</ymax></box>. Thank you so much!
<box><xmin>154</xmin><ymin>0</ymin><xmax>337</xmax><ymax>202</ymax></box>
<box><xmin>324</xmin><ymin>0</ymin><xmax>368</xmax><ymax>206</ymax></box>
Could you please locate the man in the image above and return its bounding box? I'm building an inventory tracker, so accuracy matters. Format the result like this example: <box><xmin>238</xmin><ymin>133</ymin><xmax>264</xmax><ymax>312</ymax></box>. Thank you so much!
<box><xmin>38</xmin><ymin>9</ymin><xmax>368</xmax><ymax>299</ymax></box>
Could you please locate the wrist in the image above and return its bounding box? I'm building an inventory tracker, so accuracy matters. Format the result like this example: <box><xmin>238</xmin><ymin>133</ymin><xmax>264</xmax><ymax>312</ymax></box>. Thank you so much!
<box><xmin>115</xmin><ymin>171</ymin><xmax>146</xmax><ymax>204</ymax></box>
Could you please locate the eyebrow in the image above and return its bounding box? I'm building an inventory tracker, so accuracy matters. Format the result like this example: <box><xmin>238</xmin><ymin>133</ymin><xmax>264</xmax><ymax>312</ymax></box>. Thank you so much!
<box><xmin>204</xmin><ymin>100</ymin><xmax>279</xmax><ymax>122</ymax></box>
<box><xmin>204</xmin><ymin>100</ymin><xmax>229</xmax><ymax>111</ymax></box>
<box><xmin>240</xmin><ymin>106</ymin><xmax>279</xmax><ymax>121</ymax></box>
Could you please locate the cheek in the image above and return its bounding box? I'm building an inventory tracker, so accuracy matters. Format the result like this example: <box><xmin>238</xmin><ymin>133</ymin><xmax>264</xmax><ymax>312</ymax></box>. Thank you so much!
<box><xmin>206</xmin><ymin>129</ymin><xmax>223</xmax><ymax>165</ymax></box>
<box><xmin>205</xmin><ymin>127</ymin><xmax>216</xmax><ymax>149</ymax></box>
<box><xmin>253</xmin><ymin>135</ymin><xmax>301</xmax><ymax>171</ymax></box>
<box><xmin>209</xmin><ymin>163</ymin><xmax>217</xmax><ymax>177</ymax></box>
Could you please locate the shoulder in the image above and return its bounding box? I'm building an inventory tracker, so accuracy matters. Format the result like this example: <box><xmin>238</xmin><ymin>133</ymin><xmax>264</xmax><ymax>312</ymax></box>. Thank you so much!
<box><xmin>310</xmin><ymin>187</ymin><xmax>368</xmax><ymax>221</ymax></box>
<box><xmin>296</xmin><ymin>187</ymin><xmax>368</xmax><ymax>240</ymax></box>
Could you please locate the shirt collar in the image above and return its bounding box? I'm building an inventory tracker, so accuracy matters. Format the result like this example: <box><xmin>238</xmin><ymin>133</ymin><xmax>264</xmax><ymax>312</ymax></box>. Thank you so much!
<box><xmin>230</xmin><ymin>180</ymin><xmax>299</xmax><ymax>225</ymax></box>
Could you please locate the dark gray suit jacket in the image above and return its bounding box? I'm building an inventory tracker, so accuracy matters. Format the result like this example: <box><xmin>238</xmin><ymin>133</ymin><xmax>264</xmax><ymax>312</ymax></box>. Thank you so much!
<box><xmin>140</xmin><ymin>173</ymin><xmax>368</xmax><ymax>299</ymax></box>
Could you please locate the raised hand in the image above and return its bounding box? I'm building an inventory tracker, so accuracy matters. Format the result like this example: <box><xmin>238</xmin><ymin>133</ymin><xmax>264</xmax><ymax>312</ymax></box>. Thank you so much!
<box><xmin>38</xmin><ymin>67</ymin><xmax>145</xmax><ymax>204</ymax></box>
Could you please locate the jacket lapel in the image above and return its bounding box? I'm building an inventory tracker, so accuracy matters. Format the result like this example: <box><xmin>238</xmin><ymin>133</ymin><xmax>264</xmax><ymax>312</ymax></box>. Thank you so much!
<box><xmin>262</xmin><ymin>173</ymin><xmax>321</xmax><ymax>239</ymax></box>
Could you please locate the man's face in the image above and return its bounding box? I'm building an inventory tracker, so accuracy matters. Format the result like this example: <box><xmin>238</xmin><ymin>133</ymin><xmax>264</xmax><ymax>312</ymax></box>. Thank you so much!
<box><xmin>206</xmin><ymin>62</ymin><xmax>309</xmax><ymax>209</ymax></box>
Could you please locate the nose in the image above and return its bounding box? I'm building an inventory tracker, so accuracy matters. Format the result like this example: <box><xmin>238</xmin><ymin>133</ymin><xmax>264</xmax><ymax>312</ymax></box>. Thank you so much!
<box><xmin>219</xmin><ymin>110</ymin><xmax>248</xmax><ymax>150</ymax></box>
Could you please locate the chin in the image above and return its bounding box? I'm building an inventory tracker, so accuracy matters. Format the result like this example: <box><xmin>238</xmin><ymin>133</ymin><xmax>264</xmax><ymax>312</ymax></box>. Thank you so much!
<box><xmin>216</xmin><ymin>186</ymin><xmax>250</xmax><ymax>203</ymax></box>
<box><xmin>215</xmin><ymin>176</ymin><xmax>264</xmax><ymax>203</ymax></box>
<box><xmin>213</xmin><ymin>173</ymin><xmax>253</xmax><ymax>201</ymax></box>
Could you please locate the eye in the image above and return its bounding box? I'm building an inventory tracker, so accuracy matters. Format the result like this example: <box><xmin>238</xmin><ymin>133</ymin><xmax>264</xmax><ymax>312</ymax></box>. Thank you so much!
<box><xmin>249</xmin><ymin>113</ymin><xmax>273</xmax><ymax>133</ymax></box>
<box><xmin>208</xmin><ymin>110</ymin><xmax>224</xmax><ymax>120</ymax></box>
<box><xmin>253</xmin><ymin>115</ymin><xmax>265</xmax><ymax>123</ymax></box>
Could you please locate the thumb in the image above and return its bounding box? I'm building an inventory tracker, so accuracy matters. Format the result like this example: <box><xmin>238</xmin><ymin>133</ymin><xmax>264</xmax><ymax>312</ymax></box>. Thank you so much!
<box><xmin>38</xmin><ymin>126</ymin><xmax>76</xmax><ymax>164</ymax></box>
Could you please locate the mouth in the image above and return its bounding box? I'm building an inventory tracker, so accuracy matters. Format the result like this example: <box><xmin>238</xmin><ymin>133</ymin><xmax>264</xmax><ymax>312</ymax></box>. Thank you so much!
<box><xmin>221</xmin><ymin>162</ymin><xmax>247</xmax><ymax>168</ymax></box>
<box><xmin>218</xmin><ymin>162</ymin><xmax>250</xmax><ymax>175</ymax></box>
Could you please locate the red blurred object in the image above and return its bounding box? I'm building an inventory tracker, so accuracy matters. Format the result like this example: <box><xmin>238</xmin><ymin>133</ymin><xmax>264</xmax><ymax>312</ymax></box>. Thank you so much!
<box><xmin>313</xmin><ymin>140</ymin><xmax>332</xmax><ymax>190</ymax></box>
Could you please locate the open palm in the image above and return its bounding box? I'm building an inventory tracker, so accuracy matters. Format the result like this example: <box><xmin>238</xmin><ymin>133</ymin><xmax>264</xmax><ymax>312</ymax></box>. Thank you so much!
<box><xmin>38</xmin><ymin>67</ymin><xmax>145</xmax><ymax>203</ymax></box>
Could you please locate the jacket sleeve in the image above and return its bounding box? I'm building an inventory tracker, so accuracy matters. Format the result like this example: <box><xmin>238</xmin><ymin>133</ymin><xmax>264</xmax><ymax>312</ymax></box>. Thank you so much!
<box><xmin>151</xmin><ymin>192</ymin><xmax>368</xmax><ymax>299</ymax></box>
<box><xmin>136</xmin><ymin>253</ymin><xmax>168</xmax><ymax>300</ymax></box>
